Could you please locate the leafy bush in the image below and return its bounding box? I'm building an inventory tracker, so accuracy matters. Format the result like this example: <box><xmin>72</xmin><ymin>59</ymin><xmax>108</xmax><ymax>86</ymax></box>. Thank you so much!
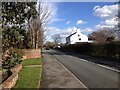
<box><xmin>2</xmin><ymin>48</ymin><xmax>22</xmax><ymax>70</ymax></box>
<box><xmin>60</xmin><ymin>41</ymin><xmax>120</xmax><ymax>59</ymax></box>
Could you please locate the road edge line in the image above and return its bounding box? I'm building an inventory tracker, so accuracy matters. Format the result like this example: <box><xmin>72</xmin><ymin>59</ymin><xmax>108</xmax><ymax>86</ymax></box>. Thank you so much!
<box><xmin>49</xmin><ymin>52</ymin><xmax>88</xmax><ymax>89</ymax></box>
<box><xmin>79</xmin><ymin>58</ymin><xmax>120</xmax><ymax>73</ymax></box>
<box><xmin>97</xmin><ymin>64</ymin><xmax>120</xmax><ymax>73</ymax></box>
<box><xmin>58</xmin><ymin>50</ymin><xmax>120</xmax><ymax>73</ymax></box>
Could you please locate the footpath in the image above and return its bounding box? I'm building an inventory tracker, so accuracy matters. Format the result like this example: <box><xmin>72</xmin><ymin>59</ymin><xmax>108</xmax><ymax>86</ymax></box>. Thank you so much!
<box><xmin>40</xmin><ymin>51</ymin><xmax>88</xmax><ymax>88</ymax></box>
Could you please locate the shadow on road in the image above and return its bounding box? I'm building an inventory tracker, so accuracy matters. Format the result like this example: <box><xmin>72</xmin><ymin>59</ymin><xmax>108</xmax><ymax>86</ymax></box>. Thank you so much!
<box><xmin>43</xmin><ymin>49</ymin><xmax>119</xmax><ymax>70</ymax></box>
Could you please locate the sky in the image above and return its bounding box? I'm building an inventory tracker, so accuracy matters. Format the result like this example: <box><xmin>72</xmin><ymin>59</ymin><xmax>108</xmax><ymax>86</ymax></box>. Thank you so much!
<box><xmin>45</xmin><ymin>2</ymin><xmax>118</xmax><ymax>43</ymax></box>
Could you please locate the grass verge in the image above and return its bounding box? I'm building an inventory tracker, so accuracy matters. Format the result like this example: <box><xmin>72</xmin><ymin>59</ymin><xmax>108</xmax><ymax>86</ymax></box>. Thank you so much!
<box><xmin>22</xmin><ymin>58</ymin><xmax>41</xmax><ymax>66</ymax></box>
<box><xmin>13</xmin><ymin>67</ymin><xmax>41</xmax><ymax>88</ymax></box>
<box><xmin>12</xmin><ymin>58</ymin><xmax>42</xmax><ymax>88</ymax></box>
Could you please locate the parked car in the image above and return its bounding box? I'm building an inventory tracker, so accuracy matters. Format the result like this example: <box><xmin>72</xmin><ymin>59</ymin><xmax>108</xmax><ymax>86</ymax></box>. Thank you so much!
<box><xmin>54</xmin><ymin>46</ymin><xmax>61</xmax><ymax>49</ymax></box>
<box><xmin>46</xmin><ymin>47</ymin><xmax>50</xmax><ymax>50</ymax></box>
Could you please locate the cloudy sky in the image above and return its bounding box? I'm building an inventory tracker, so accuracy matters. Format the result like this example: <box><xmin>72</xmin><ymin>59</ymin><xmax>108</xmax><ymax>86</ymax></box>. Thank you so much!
<box><xmin>45</xmin><ymin>2</ymin><xmax>118</xmax><ymax>43</ymax></box>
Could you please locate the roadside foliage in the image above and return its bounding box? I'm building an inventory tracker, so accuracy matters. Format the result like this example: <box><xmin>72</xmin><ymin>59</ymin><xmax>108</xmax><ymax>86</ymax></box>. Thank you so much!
<box><xmin>60</xmin><ymin>41</ymin><xmax>120</xmax><ymax>60</ymax></box>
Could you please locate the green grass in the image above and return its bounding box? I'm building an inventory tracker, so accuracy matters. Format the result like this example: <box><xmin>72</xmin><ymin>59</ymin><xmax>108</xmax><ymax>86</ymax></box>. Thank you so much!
<box><xmin>13</xmin><ymin>67</ymin><xmax>41</xmax><ymax>88</ymax></box>
<box><xmin>12</xmin><ymin>58</ymin><xmax>42</xmax><ymax>88</ymax></box>
<box><xmin>22</xmin><ymin>58</ymin><xmax>41</xmax><ymax>66</ymax></box>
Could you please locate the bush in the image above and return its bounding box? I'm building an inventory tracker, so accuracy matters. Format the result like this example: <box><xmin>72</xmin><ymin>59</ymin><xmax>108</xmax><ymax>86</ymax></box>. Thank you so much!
<box><xmin>60</xmin><ymin>41</ymin><xmax>120</xmax><ymax>59</ymax></box>
<box><xmin>2</xmin><ymin>48</ymin><xmax>22</xmax><ymax>70</ymax></box>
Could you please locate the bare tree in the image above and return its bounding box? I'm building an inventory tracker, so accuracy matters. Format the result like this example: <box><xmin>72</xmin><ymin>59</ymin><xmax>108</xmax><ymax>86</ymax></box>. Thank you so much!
<box><xmin>45</xmin><ymin>41</ymin><xmax>56</xmax><ymax>48</ymax></box>
<box><xmin>37</xmin><ymin>2</ymin><xmax>52</xmax><ymax>48</ymax></box>
<box><xmin>28</xmin><ymin>2</ymin><xmax>52</xmax><ymax>49</ymax></box>
<box><xmin>89</xmin><ymin>28</ymin><xmax>115</xmax><ymax>43</ymax></box>
<box><xmin>52</xmin><ymin>34</ymin><xmax>61</xmax><ymax>45</ymax></box>
<box><xmin>0</xmin><ymin>27</ymin><xmax>2</xmax><ymax>53</ymax></box>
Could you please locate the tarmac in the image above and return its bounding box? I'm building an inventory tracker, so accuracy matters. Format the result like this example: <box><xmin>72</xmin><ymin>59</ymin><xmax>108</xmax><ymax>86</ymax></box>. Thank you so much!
<box><xmin>40</xmin><ymin>51</ymin><xmax>87</xmax><ymax>89</ymax></box>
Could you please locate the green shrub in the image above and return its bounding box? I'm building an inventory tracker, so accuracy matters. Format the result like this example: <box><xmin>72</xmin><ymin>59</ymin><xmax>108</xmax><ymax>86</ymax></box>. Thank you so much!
<box><xmin>61</xmin><ymin>41</ymin><xmax>120</xmax><ymax>59</ymax></box>
<box><xmin>2</xmin><ymin>49</ymin><xmax>22</xmax><ymax>70</ymax></box>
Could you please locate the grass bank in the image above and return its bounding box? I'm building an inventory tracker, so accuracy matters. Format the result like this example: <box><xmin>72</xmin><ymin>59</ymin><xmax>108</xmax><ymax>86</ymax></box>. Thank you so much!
<box><xmin>12</xmin><ymin>58</ymin><xmax>42</xmax><ymax>89</ymax></box>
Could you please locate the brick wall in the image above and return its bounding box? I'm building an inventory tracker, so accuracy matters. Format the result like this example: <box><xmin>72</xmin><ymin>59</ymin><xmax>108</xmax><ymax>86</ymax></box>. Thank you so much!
<box><xmin>18</xmin><ymin>49</ymin><xmax>41</xmax><ymax>60</ymax></box>
<box><xmin>0</xmin><ymin>64</ymin><xmax>22</xmax><ymax>89</ymax></box>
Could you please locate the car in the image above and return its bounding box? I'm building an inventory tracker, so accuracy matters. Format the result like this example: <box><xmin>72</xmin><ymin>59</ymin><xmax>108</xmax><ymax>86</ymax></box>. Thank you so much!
<box><xmin>54</xmin><ymin>46</ymin><xmax>61</xmax><ymax>49</ymax></box>
<box><xmin>57</xmin><ymin>46</ymin><xmax>61</xmax><ymax>48</ymax></box>
<box><xmin>46</xmin><ymin>47</ymin><xmax>50</xmax><ymax>50</ymax></box>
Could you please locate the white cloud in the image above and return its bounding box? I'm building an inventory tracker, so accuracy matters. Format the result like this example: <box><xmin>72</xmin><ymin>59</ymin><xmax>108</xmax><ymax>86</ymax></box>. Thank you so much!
<box><xmin>44</xmin><ymin>2</ymin><xmax>65</xmax><ymax>24</ymax></box>
<box><xmin>76</xmin><ymin>20</ymin><xmax>87</xmax><ymax>25</ymax></box>
<box><xmin>93</xmin><ymin>4</ymin><xmax>118</xmax><ymax>31</ymax></box>
<box><xmin>95</xmin><ymin>24</ymin><xmax>115</xmax><ymax>30</ymax></box>
<box><xmin>93</xmin><ymin>4</ymin><xmax>118</xmax><ymax>19</ymax></box>
<box><xmin>45</xmin><ymin>26</ymin><xmax>81</xmax><ymax>43</ymax></box>
<box><xmin>47</xmin><ymin>3</ymin><xmax>57</xmax><ymax>19</ymax></box>
<box><xmin>45</xmin><ymin>4</ymin><xmax>119</xmax><ymax>43</ymax></box>
<box><xmin>45</xmin><ymin>27</ymin><xmax>61</xmax><ymax>41</ymax></box>
<box><xmin>36</xmin><ymin>2</ymin><xmax>55</xmax><ymax>22</ymax></box>
<box><xmin>38</xmin><ymin>2</ymin><xmax>64</xmax><ymax>24</ymax></box>
<box><xmin>66</xmin><ymin>27</ymin><xmax>78</xmax><ymax>33</ymax></box>
<box><xmin>95</xmin><ymin>17</ymin><xmax>118</xmax><ymax>30</ymax></box>
<box><xmin>50</xmin><ymin>18</ymin><xmax>65</xmax><ymax>23</ymax></box>
<box><xmin>103</xmin><ymin>17</ymin><xmax>118</xmax><ymax>26</ymax></box>
<box><xmin>93</xmin><ymin>6</ymin><xmax>100</xmax><ymax>10</ymax></box>
<box><xmin>66</xmin><ymin>21</ymin><xmax>71</xmax><ymax>24</ymax></box>
<box><xmin>45</xmin><ymin>26</ymin><xmax>93</xmax><ymax>43</ymax></box>
<box><xmin>81</xmin><ymin>28</ymin><xmax>93</xmax><ymax>33</ymax></box>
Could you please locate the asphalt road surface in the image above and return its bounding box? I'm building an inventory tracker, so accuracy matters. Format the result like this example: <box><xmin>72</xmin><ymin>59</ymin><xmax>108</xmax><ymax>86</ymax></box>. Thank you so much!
<box><xmin>44</xmin><ymin>49</ymin><xmax>119</xmax><ymax>89</ymax></box>
<box><xmin>40</xmin><ymin>51</ymin><xmax>87</xmax><ymax>88</ymax></box>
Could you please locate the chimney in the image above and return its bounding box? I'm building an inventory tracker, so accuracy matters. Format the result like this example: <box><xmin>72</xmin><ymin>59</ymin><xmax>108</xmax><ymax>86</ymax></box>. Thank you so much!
<box><xmin>76</xmin><ymin>28</ymin><xmax>80</xmax><ymax>34</ymax></box>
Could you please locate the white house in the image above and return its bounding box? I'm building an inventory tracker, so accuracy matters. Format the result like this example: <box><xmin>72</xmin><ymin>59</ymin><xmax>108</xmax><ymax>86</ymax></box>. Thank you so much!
<box><xmin>66</xmin><ymin>29</ymin><xmax>89</xmax><ymax>44</ymax></box>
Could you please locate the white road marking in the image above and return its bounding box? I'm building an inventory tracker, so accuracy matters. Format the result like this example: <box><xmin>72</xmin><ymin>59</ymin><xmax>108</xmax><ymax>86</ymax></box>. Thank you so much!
<box><xmin>56</xmin><ymin>59</ymin><xmax>88</xmax><ymax>89</ymax></box>
<box><xmin>97</xmin><ymin>64</ymin><xmax>120</xmax><ymax>73</ymax></box>
<box><xmin>76</xmin><ymin>57</ymin><xmax>120</xmax><ymax>73</ymax></box>
<box><xmin>49</xmin><ymin>52</ymin><xmax>88</xmax><ymax>89</ymax></box>
<box><xmin>55</xmin><ymin>50</ymin><xmax>120</xmax><ymax>73</ymax></box>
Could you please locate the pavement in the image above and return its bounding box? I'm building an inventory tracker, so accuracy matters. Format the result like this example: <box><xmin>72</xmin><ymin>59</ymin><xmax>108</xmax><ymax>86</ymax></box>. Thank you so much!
<box><xmin>40</xmin><ymin>50</ymin><xmax>87</xmax><ymax>88</ymax></box>
<box><xmin>41</xmin><ymin>49</ymin><xmax>119</xmax><ymax>89</ymax></box>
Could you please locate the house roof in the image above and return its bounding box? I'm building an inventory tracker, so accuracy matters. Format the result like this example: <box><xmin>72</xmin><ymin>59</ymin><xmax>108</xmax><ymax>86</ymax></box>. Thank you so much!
<box><xmin>66</xmin><ymin>32</ymin><xmax>77</xmax><ymax>38</ymax></box>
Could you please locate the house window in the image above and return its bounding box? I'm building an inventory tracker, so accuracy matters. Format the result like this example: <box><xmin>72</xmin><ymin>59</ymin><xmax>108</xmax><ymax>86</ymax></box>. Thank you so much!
<box><xmin>78</xmin><ymin>34</ymin><xmax>80</xmax><ymax>37</ymax></box>
<box><xmin>79</xmin><ymin>38</ymin><xmax>81</xmax><ymax>40</ymax></box>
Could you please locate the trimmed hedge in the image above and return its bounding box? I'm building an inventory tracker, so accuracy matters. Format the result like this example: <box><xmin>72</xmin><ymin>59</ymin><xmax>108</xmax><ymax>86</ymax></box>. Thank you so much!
<box><xmin>60</xmin><ymin>41</ymin><xmax>120</xmax><ymax>59</ymax></box>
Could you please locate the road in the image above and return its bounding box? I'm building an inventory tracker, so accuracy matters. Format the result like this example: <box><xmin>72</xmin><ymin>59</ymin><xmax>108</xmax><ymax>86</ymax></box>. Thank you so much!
<box><xmin>44</xmin><ymin>49</ymin><xmax>119</xmax><ymax>88</ymax></box>
<box><xmin>40</xmin><ymin>51</ymin><xmax>87</xmax><ymax>88</ymax></box>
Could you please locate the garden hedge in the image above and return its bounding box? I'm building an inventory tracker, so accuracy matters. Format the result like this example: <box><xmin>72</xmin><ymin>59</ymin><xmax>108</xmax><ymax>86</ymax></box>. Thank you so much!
<box><xmin>60</xmin><ymin>41</ymin><xmax>120</xmax><ymax>60</ymax></box>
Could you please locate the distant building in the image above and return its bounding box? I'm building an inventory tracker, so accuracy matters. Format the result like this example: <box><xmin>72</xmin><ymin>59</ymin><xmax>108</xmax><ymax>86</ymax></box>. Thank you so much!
<box><xmin>66</xmin><ymin>29</ymin><xmax>92</xmax><ymax>44</ymax></box>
